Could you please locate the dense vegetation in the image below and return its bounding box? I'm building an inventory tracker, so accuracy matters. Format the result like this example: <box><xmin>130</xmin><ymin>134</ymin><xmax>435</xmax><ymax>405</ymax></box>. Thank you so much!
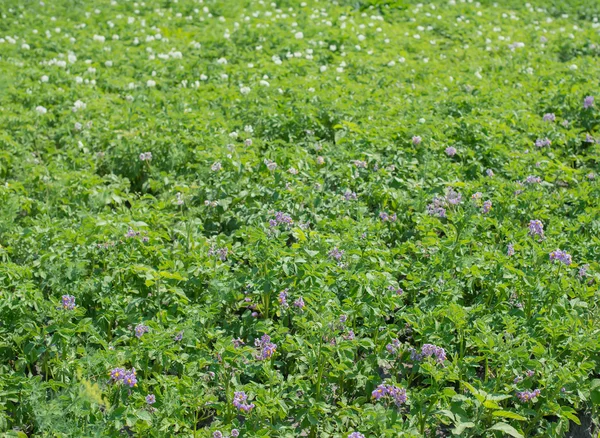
<box><xmin>0</xmin><ymin>0</ymin><xmax>599</xmax><ymax>436</ymax></box>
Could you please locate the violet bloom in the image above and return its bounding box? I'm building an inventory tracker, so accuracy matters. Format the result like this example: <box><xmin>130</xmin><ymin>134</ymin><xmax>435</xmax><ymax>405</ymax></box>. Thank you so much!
<box><xmin>585</xmin><ymin>134</ymin><xmax>595</xmax><ymax>143</ymax></box>
<box><xmin>293</xmin><ymin>296</ymin><xmax>305</xmax><ymax>310</ymax></box>
<box><xmin>412</xmin><ymin>136</ymin><xmax>422</xmax><ymax>145</ymax></box>
<box><xmin>371</xmin><ymin>384</ymin><xmax>408</xmax><ymax>407</ymax></box>
<box><xmin>420</xmin><ymin>343</ymin><xmax>447</xmax><ymax>364</ymax></box>
<box><xmin>549</xmin><ymin>249</ymin><xmax>572</xmax><ymax>265</ymax></box>
<box><xmin>583</xmin><ymin>96</ymin><xmax>594</xmax><ymax>109</ymax></box>
<box><xmin>139</xmin><ymin>152</ymin><xmax>152</xmax><ymax>161</ymax></box>
<box><xmin>174</xmin><ymin>331</ymin><xmax>184</xmax><ymax>342</ymax></box>
<box><xmin>481</xmin><ymin>200</ymin><xmax>492</xmax><ymax>214</ymax></box>
<box><xmin>386</xmin><ymin>338</ymin><xmax>401</xmax><ymax>354</ymax></box>
<box><xmin>278</xmin><ymin>289</ymin><xmax>289</xmax><ymax>308</ymax></box>
<box><xmin>339</xmin><ymin>315</ymin><xmax>348</xmax><ymax>324</ymax></box>
<box><xmin>471</xmin><ymin>192</ymin><xmax>482</xmax><ymax>200</ymax></box>
<box><xmin>507</xmin><ymin>244</ymin><xmax>515</xmax><ymax>256</ymax></box>
<box><xmin>271</xmin><ymin>211</ymin><xmax>293</xmax><ymax>227</ymax></box>
<box><xmin>486</xmin><ymin>169</ymin><xmax>494</xmax><ymax>177</ymax></box>
<box><xmin>233</xmin><ymin>338</ymin><xmax>245</xmax><ymax>348</ymax></box>
<box><xmin>526</xmin><ymin>370</ymin><xmax>535</xmax><ymax>377</ymax></box>
<box><xmin>543</xmin><ymin>113</ymin><xmax>556</xmax><ymax>122</ymax></box>
<box><xmin>328</xmin><ymin>247</ymin><xmax>344</xmax><ymax>261</ymax></box>
<box><xmin>264</xmin><ymin>159</ymin><xmax>277</xmax><ymax>171</ymax></box>
<box><xmin>110</xmin><ymin>367</ymin><xmax>126</xmax><ymax>382</ymax></box>
<box><xmin>348</xmin><ymin>433</ymin><xmax>365</xmax><ymax>438</ymax></box>
<box><xmin>343</xmin><ymin>190</ymin><xmax>357</xmax><ymax>201</ymax></box>
<box><xmin>535</xmin><ymin>138</ymin><xmax>551</xmax><ymax>148</ymax></box>
<box><xmin>231</xmin><ymin>430</ymin><xmax>240</xmax><ymax>437</ymax></box>
<box><xmin>232</xmin><ymin>391</ymin><xmax>255</xmax><ymax>413</ymax></box>
<box><xmin>388</xmin><ymin>285</ymin><xmax>403</xmax><ymax>295</ymax></box>
<box><xmin>123</xmin><ymin>369</ymin><xmax>137</xmax><ymax>387</ymax></box>
<box><xmin>516</xmin><ymin>388</ymin><xmax>541</xmax><ymax>402</ymax></box>
<box><xmin>426</xmin><ymin>196</ymin><xmax>447</xmax><ymax>218</ymax></box>
<box><xmin>445</xmin><ymin>146</ymin><xmax>457</xmax><ymax>157</ymax></box>
<box><xmin>146</xmin><ymin>394</ymin><xmax>156</xmax><ymax>405</ymax></box>
<box><xmin>528</xmin><ymin>220</ymin><xmax>544</xmax><ymax>238</ymax></box>
<box><xmin>61</xmin><ymin>294</ymin><xmax>76</xmax><ymax>310</ymax></box>
<box><xmin>578</xmin><ymin>264</ymin><xmax>589</xmax><ymax>278</ymax></box>
<box><xmin>343</xmin><ymin>330</ymin><xmax>355</xmax><ymax>341</ymax></box>
<box><xmin>213</xmin><ymin>432</ymin><xmax>223</xmax><ymax>438</ymax></box>
<box><xmin>352</xmin><ymin>160</ymin><xmax>368</xmax><ymax>168</ymax></box>
<box><xmin>135</xmin><ymin>324</ymin><xmax>149</xmax><ymax>339</ymax></box>
<box><xmin>445</xmin><ymin>187</ymin><xmax>462</xmax><ymax>205</ymax></box>
<box><xmin>254</xmin><ymin>334</ymin><xmax>277</xmax><ymax>360</ymax></box>
<box><xmin>211</xmin><ymin>161</ymin><xmax>222</xmax><ymax>172</ymax></box>
<box><xmin>514</xmin><ymin>376</ymin><xmax>523</xmax><ymax>384</ymax></box>
<box><xmin>525</xmin><ymin>175</ymin><xmax>541</xmax><ymax>184</ymax></box>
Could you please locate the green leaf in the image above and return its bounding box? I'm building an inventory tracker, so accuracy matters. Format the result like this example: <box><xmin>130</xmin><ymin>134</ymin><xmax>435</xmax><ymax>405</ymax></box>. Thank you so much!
<box><xmin>452</xmin><ymin>422</ymin><xmax>475</xmax><ymax>434</ymax></box>
<box><xmin>492</xmin><ymin>410</ymin><xmax>527</xmax><ymax>421</ymax></box>
<box><xmin>488</xmin><ymin>422</ymin><xmax>524</xmax><ymax>438</ymax></box>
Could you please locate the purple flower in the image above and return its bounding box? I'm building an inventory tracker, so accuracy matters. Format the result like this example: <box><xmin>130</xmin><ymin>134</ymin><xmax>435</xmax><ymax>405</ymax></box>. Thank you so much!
<box><xmin>371</xmin><ymin>383</ymin><xmax>408</xmax><ymax>407</ymax></box>
<box><xmin>293</xmin><ymin>296</ymin><xmax>305</xmax><ymax>310</ymax></box>
<box><xmin>420</xmin><ymin>343</ymin><xmax>447</xmax><ymax>364</ymax></box>
<box><xmin>123</xmin><ymin>368</ymin><xmax>137</xmax><ymax>387</ymax></box>
<box><xmin>110</xmin><ymin>367</ymin><xmax>126</xmax><ymax>382</ymax></box>
<box><xmin>525</xmin><ymin>175</ymin><xmax>541</xmax><ymax>184</ymax></box>
<box><xmin>61</xmin><ymin>294</ymin><xmax>76</xmax><ymax>310</ymax></box>
<box><xmin>481</xmin><ymin>200</ymin><xmax>492</xmax><ymax>214</ymax></box>
<box><xmin>412</xmin><ymin>136</ymin><xmax>422</xmax><ymax>145</ymax></box>
<box><xmin>526</xmin><ymin>369</ymin><xmax>535</xmax><ymax>377</ymax></box>
<box><xmin>278</xmin><ymin>289</ymin><xmax>289</xmax><ymax>308</ymax></box>
<box><xmin>426</xmin><ymin>196</ymin><xmax>447</xmax><ymax>218</ymax></box>
<box><xmin>471</xmin><ymin>192</ymin><xmax>482</xmax><ymax>200</ymax></box>
<box><xmin>254</xmin><ymin>334</ymin><xmax>277</xmax><ymax>360</ymax></box>
<box><xmin>516</xmin><ymin>388</ymin><xmax>541</xmax><ymax>402</ymax></box>
<box><xmin>585</xmin><ymin>134</ymin><xmax>595</xmax><ymax>143</ymax></box>
<box><xmin>445</xmin><ymin>187</ymin><xmax>462</xmax><ymax>205</ymax></box>
<box><xmin>379</xmin><ymin>211</ymin><xmax>397</xmax><ymax>222</ymax></box>
<box><xmin>348</xmin><ymin>433</ymin><xmax>365</xmax><ymax>438</ymax></box>
<box><xmin>388</xmin><ymin>285</ymin><xmax>403</xmax><ymax>295</ymax></box>
<box><xmin>486</xmin><ymin>169</ymin><xmax>494</xmax><ymax>177</ymax></box>
<box><xmin>211</xmin><ymin>161</ymin><xmax>222</xmax><ymax>172</ymax></box>
<box><xmin>233</xmin><ymin>391</ymin><xmax>255</xmax><ymax>413</ymax></box>
<box><xmin>174</xmin><ymin>331</ymin><xmax>184</xmax><ymax>342</ymax></box>
<box><xmin>339</xmin><ymin>315</ymin><xmax>348</xmax><ymax>324</ymax></box>
<box><xmin>135</xmin><ymin>324</ymin><xmax>149</xmax><ymax>339</ymax></box>
<box><xmin>231</xmin><ymin>430</ymin><xmax>240</xmax><ymax>437</ymax></box>
<box><xmin>146</xmin><ymin>394</ymin><xmax>156</xmax><ymax>405</ymax></box>
<box><xmin>543</xmin><ymin>113</ymin><xmax>556</xmax><ymax>122</ymax></box>
<box><xmin>535</xmin><ymin>138</ymin><xmax>551</xmax><ymax>148</ymax></box>
<box><xmin>328</xmin><ymin>247</ymin><xmax>344</xmax><ymax>261</ymax></box>
<box><xmin>343</xmin><ymin>330</ymin><xmax>355</xmax><ymax>341</ymax></box>
<box><xmin>343</xmin><ymin>190</ymin><xmax>357</xmax><ymax>201</ymax></box>
<box><xmin>583</xmin><ymin>96</ymin><xmax>594</xmax><ymax>109</ymax></box>
<box><xmin>233</xmin><ymin>338</ymin><xmax>245</xmax><ymax>348</ymax></box>
<box><xmin>528</xmin><ymin>220</ymin><xmax>544</xmax><ymax>238</ymax></box>
<box><xmin>139</xmin><ymin>152</ymin><xmax>152</xmax><ymax>161</ymax></box>
<box><xmin>549</xmin><ymin>249</ymin><xmax>572</xmax><ymax>265</ymax></box>
<box><xmin>579</xmin><ymin>264</ymin><xmax>589</xmax><ymax>278</ymax></box>
<box><xmin>352</xmin><ymin>160</ymin><xmax>368</xmax><ymax>168</ymax></box>
<box><xmin>271</xmin><ymin>211</ymin><xmax>293</xmax><ymax>227</ymax></box>
<box><xmin>386</xmin><ymin>338</ymin><xmax>401</xmax><ymax>354</ymax></box>
<box><xmin>445</xmin><ymin>146</ymin><xmax>457</xmax><ymax>157</ymax></box>
<box><xmin>513</xmin><ymin>376</ymin><xmax>523</xmax><ymax>384</ymax></box>
<box><xmin>213</xmin><ymin>432</ymin><xmax>223</xmax><ymax>438</ymax></box>
<box><xmin>507</xmin><ymin>244</ymin><xmax>515</xmax><ymax>256</ymax></box>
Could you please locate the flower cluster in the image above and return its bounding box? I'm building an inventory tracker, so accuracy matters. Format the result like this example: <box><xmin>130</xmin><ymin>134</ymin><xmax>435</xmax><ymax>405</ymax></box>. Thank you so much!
<box><xmin>583</xmin><ymin>96</ymin><xmax>594</xmax><ymax>109</ymax></box>
<box><xmin>278</xmin><ymin>289</ymin><xmax>289</xmax><ymax>308</ymax></box>
<box><xmin>516</xmin><ymin>388</ymin><xmax>541</xmax><ymax>402</ymax></box>
<box><xmin>528</xmin><ymin>220</ymin><xmax>544</xmax><ymax>238</ymax></box>
<box><xmin>549</xmin><ymin>249</ymin><xmax>572</xmax><ymax>265</ymax></box>
<box><xmin>61</xmin><ymin>294</ymin><xmax>76</xmax><ymax>310</ymax></box>
<box><xmin>379</xmin><ymin>211</ymin><xmax>397</xmax><ymax>222</ymax></box>
<box><xmin>410</xmin><ymin>343</ymin><xmax>446</xmax><ymax>364</ymax></box>
<box><xmin>110</xmin><ymin>367</ymin><xmax>137</xmax><ymax>387</ymax></box>
<box><xmin>269</xmin><ymin>211</ymin><xmax>293</xmax><ymax>227</ymax></box>
<box><xmin>135</xmin><ymin>324</ymin><xmax>149</xmax><ymax>339</ymax></box>
<box><xmin>208</xmin><ymin>246</ymin><xmax>228</xmax><ymax>261</ymax></box>
<box><xmin>254</xmin><ymin>334</ymin><xmax>277</xmax><ymax>361</ymax></box>
<box><xmin>543</xmin><ymin>113</ymin><xmax>555</xmax><ymax>122</ymax></box>
<box><xmin>328</xmin><ymin>247</ymin><xmax>344</xmax><ymax>261</ymax></box>
<box><xmin>139</xmin><ymin>151</ymin><xmax>153</xmax><ymax>161</ymax></box>
<box><xmin>535</xmin><ymin>138</ymin><xmax>551</xmax><ymax>148</ymax></box>
<box><xmin>371</xmin><ymin>384</ymin><xmax>408</xmax><ymax>407</ymax></box>
<box><xmin>445</xmin><ymin>146</ymin><xmax>457</xmax><ymax>156</ymax></box>
<box><xmin>481</xmin><ymin>200</ymin><xmax>492</xmax><ymax>214</ymax></box>
<box><xmin>232</xmin><ymin>391</ymin><xmax>255</xmax><ymax>413</ymax></box>
<box><xmin>426</xmin><ymin>196</ymin><xmax>447</xmax><ymax>218</ymax></box>
<box><xmin>343</xmin><ymin>190</ymin><xmax>358</xmax><ymax>201</ymax></box>
<box><xmin>386</xmin><ymin>338</ymin><xmax>401</xmax><ymax>354</ymax></box>
<box><xmin>348</xmin><ymin>433</ymin><xmax>365</xmax><ymax>438</ymax></box>
<box><xmin>293</xmin><ymin>296</ymin><xmax>305</xmax><ymax>310</ymax></box>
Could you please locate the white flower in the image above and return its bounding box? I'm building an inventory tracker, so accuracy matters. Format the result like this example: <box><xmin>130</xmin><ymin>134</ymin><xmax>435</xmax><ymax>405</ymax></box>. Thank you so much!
<box><xmin>217</xmin><ymin>57</ymin><xmax>227</xmax><ymax>64</ymax></box>
<box><xmin>229</xmin><ymin>131</ymin><xmax>238</xmax><ymax>139</ymax></box>
<box><xmin>75</xmin><ymin>76</ymin><xmax>83</xmax><ymax>84</ymax></box>
<box><xmin>35</xmin><ymin>106</ymin><xmax>47</xmax><ymax>114</ymax></box>
<box><xmin>319</xmin><ymin>65</ymin><xmax>327</xmax><ymax>72</ymax></box>
<box><xmin>147</xmin><ymin>80</ymin><xmax>156</xmax><ymax>87</ymax></box>
<box><xmin>72</xmin><ymin>100</ymin><xmax>86</xmax><ymax>112</ymax></box>
<box><xmin>68</xmin><ymin>53</ymin><xmax>77</xmax><ymax>63</ymax></box>
<box><xmin>358</xmin><ymin>34</ymin><xmax>366</xmax><ymax>41</ymax></box>
<box><xmin>244</xmin><ymin>125</ymin><xmax>253</xmax><ymax>133</ymax></box>
<box><xmin>240</xmin><ymin>86</ymin><xmax>251</xmax><ymax>95</ymax></box>
<box><xmin>295</xmin><ymin>31</ymin><xmax>304</xmax><ymax>39</ymax></box>
<box><xmin>200</xmin><ymin>74</ymin><xmax>208</xmax><ymax>81</ymax></box>
<box><xmin>93</xmin><ymin>35</ymin><xmax>105</xmax><ymax>43</ymax></box>
<box><xmin>41</xmin><ymin>75</ymin><xmax>49</xmax><ymax>83</ymax></box>
<box><xmin>105</xmin><ymin>60</ymin><xmax>113</xmax><ymax>67</ymax></box>
<box><xmin>22</xmin><ymin>43</ymin><xmax>30</xmax><ymax>50</ymax></box>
